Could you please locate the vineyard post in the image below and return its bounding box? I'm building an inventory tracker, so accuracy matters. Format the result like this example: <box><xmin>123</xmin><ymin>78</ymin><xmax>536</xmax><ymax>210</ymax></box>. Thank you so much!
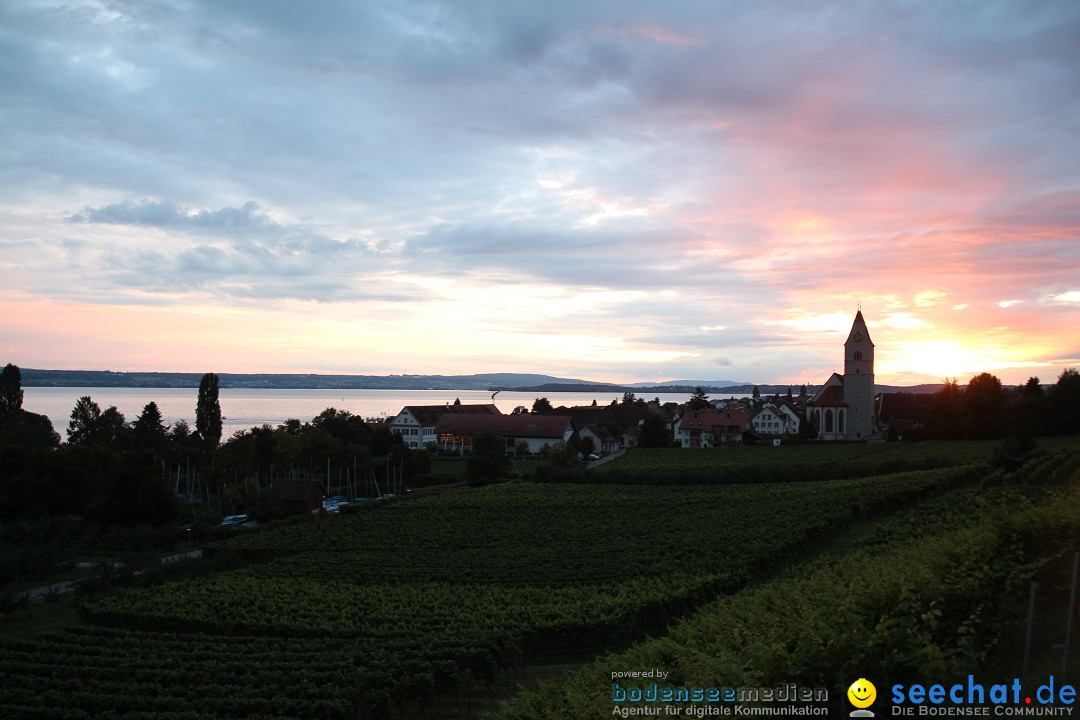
<box><xmin>1022</xmin><ymin>581</ymin><xmax>1037</xmax><ymax>685</ymax></box>
<box><xmin>1064</xmin><ymin>551</ymin><xmax>1079</xmax><ymax>676</ymax></box>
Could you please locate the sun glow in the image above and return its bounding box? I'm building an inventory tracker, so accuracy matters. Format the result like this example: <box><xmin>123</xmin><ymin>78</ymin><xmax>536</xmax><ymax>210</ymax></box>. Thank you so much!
<box><xmin>878</xmin><ymin>339</ymin><xmax>1051</xmax><ymax>382</ymax></box>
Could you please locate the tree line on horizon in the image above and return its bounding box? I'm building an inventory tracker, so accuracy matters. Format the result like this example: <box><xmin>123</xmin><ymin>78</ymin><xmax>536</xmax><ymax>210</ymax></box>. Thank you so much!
<box><xmin>898</xmin><ymin>369</ymin><xmax>1080</xmax><ymax>442</ymax></box>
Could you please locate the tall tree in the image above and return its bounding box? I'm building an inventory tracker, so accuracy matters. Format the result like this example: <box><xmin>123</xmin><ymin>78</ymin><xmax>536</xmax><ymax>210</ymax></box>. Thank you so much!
<box><xmin>686</xmin><ymin>386</ymin><xmax>711</xmax><ymax>411</ymax></box>
<box><xmin>133</xmin><ymin>401</ymin><xmax>167</xmax><ymax>438</ymax></box>
<box><xmin>0</xmin><ymin>363</ymin><xmax>23</xmax><ymax>416</ymax></box>
<box><xmin>67</xmin><ymin>395</ymin><xmax>103</xmax><ymax>445</ymax></box>
<box><xmin>132</xmin><ymin>401</ymin><xmax>168</xmax><ymax>454</ymax></box>
<box><xmin>196</xmin><ymin>372</ymin><xmax>222</xmax><ymax>447</ymax></box>
<box><xmin>99</xmin><ymin>406</ymin><xmax>129</xmax><ymax>448</ymax></box>
<box><xmin>963</xmin><ymin>372</ymin><xmax>1004</xmax><ymax>439</ymax></box>
<box><xmin>1050</xmin><ymin>368</ymin><xmax>1080</xmax><ymax>433</ymax></box>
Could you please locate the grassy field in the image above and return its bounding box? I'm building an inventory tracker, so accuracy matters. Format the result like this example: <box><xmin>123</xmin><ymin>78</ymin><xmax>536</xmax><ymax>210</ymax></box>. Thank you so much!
<box><xmin>2</xmin><ymin>436</ymin><xmax>1078</xmax><ymax>719</ymax></box>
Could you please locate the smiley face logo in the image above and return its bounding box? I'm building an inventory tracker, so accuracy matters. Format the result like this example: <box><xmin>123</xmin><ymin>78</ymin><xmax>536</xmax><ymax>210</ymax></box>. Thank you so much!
<box><xmin>848</xmin><ymin>678</ymin><xmax>876</xmax><ymax>708</ymax></box>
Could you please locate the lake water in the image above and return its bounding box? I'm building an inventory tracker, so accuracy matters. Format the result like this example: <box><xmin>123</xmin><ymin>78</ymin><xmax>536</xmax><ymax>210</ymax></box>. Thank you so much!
<box><xmin>22</xmin><ymin>387</ymin><xmax>723</xmax><ymax>440</ymax></box>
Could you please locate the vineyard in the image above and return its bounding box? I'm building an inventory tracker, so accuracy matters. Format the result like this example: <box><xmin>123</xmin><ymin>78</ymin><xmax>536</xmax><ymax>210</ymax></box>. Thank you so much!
<box><xmin>498</xmin><ymin>442</ymin><xmax>1080</xmax><ymax>718</ymax></box>
<box><xmin>1</xmin><ymin>438</ymin><xmax>1078</xmax><ymax>718</ymax></box>
<box><xmin>592</xmin><ymin>437</ymin><xmax>1030</xmax><ymax>483</ymax></box>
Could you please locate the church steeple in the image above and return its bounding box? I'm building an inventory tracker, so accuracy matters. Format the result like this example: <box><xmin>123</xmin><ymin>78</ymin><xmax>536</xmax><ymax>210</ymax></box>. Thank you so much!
<box><xmin>843</xmin><ymin>310</ymin><xmax>875</xmax><ymax>439</ymax></box>
<box><xmin>844</xmin><ymin>310</ymin><xmax>874</xmax><ymax>349</ymax></box>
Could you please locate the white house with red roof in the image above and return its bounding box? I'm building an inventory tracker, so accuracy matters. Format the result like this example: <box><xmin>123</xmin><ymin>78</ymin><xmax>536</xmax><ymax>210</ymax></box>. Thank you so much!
<box><xmin>674</xmin><ymin>408</ymin><xmax>749</xmax><ymax>448</ymax></box>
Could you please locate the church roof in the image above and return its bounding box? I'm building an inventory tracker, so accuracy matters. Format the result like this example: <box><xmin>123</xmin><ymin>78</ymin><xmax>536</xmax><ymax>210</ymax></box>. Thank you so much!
<box><xmin>811</xmin><ymin>372</ymin><xmax>844</xmax><ymax>403</ymax></box>
<box><xmin>809</xmin><ymin>386</ymin><xmax>847</xmax><ymax>407</ymax></box>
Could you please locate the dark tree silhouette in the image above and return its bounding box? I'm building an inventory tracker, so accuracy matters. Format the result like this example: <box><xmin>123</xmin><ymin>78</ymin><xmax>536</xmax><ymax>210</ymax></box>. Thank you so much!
<box><xmin>532</xmin><ymin>397</ymin><xmax>554</xmax><ymax>413</ymax></box>
<box><xmin>133</xmin><ymin>402</ymin><xmax>166</xmax><ymax>439</ymax></box>
<box><xmin>466</xmin><ymin>430</ymin><xmax>508</xmax><ymax>485</ymax></box>
<box><xmin>686</xmin><ymin>386</ymin><xmax>711</xmax><ymax>411</ymax></box>
<box><xmin>1050</xmin><ymin>368</ymin><xmax>1080</xmax><ymax>433</ymax></box>
<box><xmin>963</xmin><ymin>372</ymin><xmax>1004</xmax><ymax>439</ymax></box>
<box><xmin>638</xmin><ymin>414</ymin><xmax>672</xmax><ymax>447</ymax></box>
<box><xmin>196</xmin><ymin>372</ymin><xmax>222</xmax><ymax>448</ymax></box>
<box><xmin>0</xmin><ymin>363</ymin><xmax>23</xmax><ymax>416</ymax></box>
<box><xmin>67</xmin><ymin>396</ymin><xmax>103</xmax><ymax>445</ymax></box>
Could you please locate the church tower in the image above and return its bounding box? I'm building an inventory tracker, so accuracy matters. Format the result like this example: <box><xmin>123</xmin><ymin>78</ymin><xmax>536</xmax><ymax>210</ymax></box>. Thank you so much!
<box><xmin>843</xmin><ymin>310</ymin><xmax>875</xmax><ymax>439</ymax></box>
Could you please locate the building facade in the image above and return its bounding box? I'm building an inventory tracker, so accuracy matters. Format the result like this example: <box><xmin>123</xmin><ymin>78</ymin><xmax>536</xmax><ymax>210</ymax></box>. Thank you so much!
<box><xmin>388</xmin><ymin>403</ymin><xmax>501</xmax><ymax>449</ymax></box>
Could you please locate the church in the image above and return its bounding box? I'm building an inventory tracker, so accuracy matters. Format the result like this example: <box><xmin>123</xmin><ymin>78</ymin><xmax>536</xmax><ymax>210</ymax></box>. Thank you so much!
<box><xmin>807</xmin><ymin>311</ymin><xmax>879</xmax><ymax>441</ymax></box>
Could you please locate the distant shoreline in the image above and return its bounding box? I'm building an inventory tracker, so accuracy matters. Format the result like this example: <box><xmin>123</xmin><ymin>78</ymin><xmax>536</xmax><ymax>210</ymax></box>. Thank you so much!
<box><xmin>18</xmin><ymin>368</ymin><xmax>944</xmax><ymax>395</ymax></box>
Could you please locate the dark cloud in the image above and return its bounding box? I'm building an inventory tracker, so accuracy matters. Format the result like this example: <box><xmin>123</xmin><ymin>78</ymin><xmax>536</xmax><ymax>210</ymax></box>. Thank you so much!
<box><xmin>68</xmin><ymin>200</ymin><xmax>272</xmax><ymax>230</ymax></box>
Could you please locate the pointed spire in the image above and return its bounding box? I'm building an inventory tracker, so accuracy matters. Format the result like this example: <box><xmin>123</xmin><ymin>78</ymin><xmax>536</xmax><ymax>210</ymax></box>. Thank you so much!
<box><xmin>845</xmin><ymin>309</ymin><xmax>873</xmax><ymax>347</ymax></box>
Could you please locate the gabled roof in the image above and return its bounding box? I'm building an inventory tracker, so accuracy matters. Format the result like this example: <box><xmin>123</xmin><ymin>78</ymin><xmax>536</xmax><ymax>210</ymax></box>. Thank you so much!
<box><xmin>775</xmin><ymin>403</ymin><xmax>801</xmax><ymax>419</ymax></box>
<box><xmin>677</xmin><ymin>408</ymin><xmax>749</xmax><ymax>432</ymax></box>
<box><xmin>580</xmin><ymin>423</ymin><xmax>618</xmax><ymax>443</ymax></box>
<box><xmin>750</xmin><ymin>404</ymin><xmax>782</xmax><ymax>420</ymax></box>
<box><xmin>811</xmin><ymin>373</ymin><xmax>844</xmax><ymax>403</ymax></box>
<box><xmin>435</xmin><ymin>413</ymin><xmax>573</xmax><ymax>439</ymax></box>
<box><xmin>394</xmin><ymin>404</ymin><xmax>501</xmax><ymax>425</ymax></box>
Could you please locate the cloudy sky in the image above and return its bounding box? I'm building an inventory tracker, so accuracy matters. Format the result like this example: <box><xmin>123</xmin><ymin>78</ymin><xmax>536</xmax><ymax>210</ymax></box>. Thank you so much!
<box><xmin>2</xmin><ymin>0</ymin><xmax>1078</xmax><ymax>386</ymax></box>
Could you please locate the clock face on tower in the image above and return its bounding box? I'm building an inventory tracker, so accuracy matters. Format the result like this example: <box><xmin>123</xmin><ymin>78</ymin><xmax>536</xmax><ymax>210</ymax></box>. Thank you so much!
<box><xmin>853</xmin><ymin>331</ymin><xmax>864</xmax><ymax>343</ymax></box>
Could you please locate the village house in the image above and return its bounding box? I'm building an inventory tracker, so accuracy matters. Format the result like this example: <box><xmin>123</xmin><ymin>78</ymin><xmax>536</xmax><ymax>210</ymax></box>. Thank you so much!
<box><xmin>876</xmin><ymin>392</ymin><xmax>934</xmax><ymax>440</ymax></box>
<box><xmin>674</xmin><ymin>408</ymin><xmax>750</xmax><ymax>448</ymax></box>
<box><xmin>434</xmin><ymin>413</ymin><xmax>574</xmax><ymax>454</ymax></box>
<box><xmin>776</xmin><ymin>403</ymin><xmax>801</xmax><ymax>434</ymax></box>
<box><xmin>750</xmin><ymin>404</ymin><xmax>788</xmax><ymax>436</ymax></box>
<box><xmin>388</xmin><ymin>402</ymin><xmax>501</xmax><ymax>449</ymax></box>
<box><xmin>577</xmin><ymin>423</ymin><xmax>620</xmax><ymax>454</ymax></box>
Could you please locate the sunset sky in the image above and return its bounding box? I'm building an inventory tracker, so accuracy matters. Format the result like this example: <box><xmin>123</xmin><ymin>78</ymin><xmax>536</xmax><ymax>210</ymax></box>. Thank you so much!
<box><xmin>2</xmin><ymin>1</ymin><xmax>1078</xmax><ymax>387</ymax></box>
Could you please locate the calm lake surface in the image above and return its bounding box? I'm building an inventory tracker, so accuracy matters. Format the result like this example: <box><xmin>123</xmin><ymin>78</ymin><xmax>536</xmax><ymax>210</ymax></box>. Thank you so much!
<box><xmin>23</xmin><ymin>387</ymin><xmax>719</xmax><ymax>440</ymax></box>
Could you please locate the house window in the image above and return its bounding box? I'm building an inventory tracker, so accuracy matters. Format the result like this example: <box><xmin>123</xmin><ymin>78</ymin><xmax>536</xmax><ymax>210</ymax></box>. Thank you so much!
<box><xmin>838</xmin><ymin>410</ymin><xmax>845</xmax><ymax>434</ymax></box>
<box><xmin>854</xmin><ymin>351</ymin><xmax>863</xmax><ymax>361</ymax></box>
<box><xmin>824</xmin><ymin>409</ymin><xmax>834</xmax><ymax>433</ymax></box>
